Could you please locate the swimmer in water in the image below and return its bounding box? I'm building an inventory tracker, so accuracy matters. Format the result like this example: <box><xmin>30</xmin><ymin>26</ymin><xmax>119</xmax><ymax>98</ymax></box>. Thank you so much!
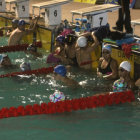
<box><xmin>113</xmin><ymin>61</ymin><xmax>135</xmax><ymax>92</ymax></box>
<box><xmin>64</xmin><ymin>34</ymin><xmax>78</xmax><ymax>66</ymax></box>
<box><xmin>75</xmin><ymin>34</ymin><xmax>99</xmax><ymax>70</ymax></box>
<box><xmin>26</xmin><ymin>44</ymin><xmax>42</xmax><ymax>57</ymax></box>
<box><xmin>53</xmin><ymin>65</ymin><xmax>79</xmax><ymax>87</ymax></box>
<box><xmin>12</xmin><ymin>62</ymin><xmax>32</xmax><ymax>82</ymax></box>
<box><xmin>8</xmin><ymin>16</ymin><xmax>39</xmax><ymax>46</ymax></box>
<box><xmin>97</xmin><ymin>44</ymin><xmax>118</xmax><ymax>80</ymax></box>
<box><xmin>0</xmin><ymin>54</ymin><xmax>12</xmax><ymax>68</ymax></box>
<box><xmin>46</xmin><ymin>35</ymin><xmax>66</xmax><ymax>64</ymax></box>
<box><xmin>20</xmin><ymin>62</ymin><xmax>31</xmax><ymax>72</ymax></box>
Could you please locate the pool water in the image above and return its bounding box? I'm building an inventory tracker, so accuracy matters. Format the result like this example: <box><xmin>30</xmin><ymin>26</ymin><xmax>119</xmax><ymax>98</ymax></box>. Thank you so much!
<box><xmin>0</xmin><ymin>37</ymin><xmax>140</xmax><ymax>140</ymax></box>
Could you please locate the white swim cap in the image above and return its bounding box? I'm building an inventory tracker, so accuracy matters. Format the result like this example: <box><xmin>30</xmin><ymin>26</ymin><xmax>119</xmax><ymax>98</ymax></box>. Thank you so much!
<box><xmin>77</xmin><ymin>36</ymin><xmax>87</xmax><ymax>48</ymax></box>
<box><xmin>119</xmin><ymin>61</ymin><xmax>131</xmax><ymax>72</ymax></box>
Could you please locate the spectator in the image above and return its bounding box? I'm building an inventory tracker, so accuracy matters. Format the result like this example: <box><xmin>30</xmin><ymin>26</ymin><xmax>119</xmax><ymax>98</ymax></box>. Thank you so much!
<box><xmin>113</xmin><ymin>0</ymin><xmax>133</xmax><ymax>33</ymax></box>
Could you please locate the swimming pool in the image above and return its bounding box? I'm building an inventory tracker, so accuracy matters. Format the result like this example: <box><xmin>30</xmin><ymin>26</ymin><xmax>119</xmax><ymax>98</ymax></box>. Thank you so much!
<box><xmin>0</xmin><ymin>37</ymin><xmax>140</xmax><ymax>140</ymax></box>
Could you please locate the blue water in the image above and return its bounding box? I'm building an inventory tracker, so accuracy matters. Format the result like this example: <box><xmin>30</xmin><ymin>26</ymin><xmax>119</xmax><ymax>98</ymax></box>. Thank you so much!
<box><xmin>0</xmin><ymin>37</ymin><xmax>140</xmax><ymax>140</ymax></box>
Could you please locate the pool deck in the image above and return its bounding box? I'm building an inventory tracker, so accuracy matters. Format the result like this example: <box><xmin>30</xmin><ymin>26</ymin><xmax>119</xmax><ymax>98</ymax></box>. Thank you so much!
<box><xmin>29</xmin><ymin>0</ymin><xmax>140</xmax><ymax>36</ymax></box>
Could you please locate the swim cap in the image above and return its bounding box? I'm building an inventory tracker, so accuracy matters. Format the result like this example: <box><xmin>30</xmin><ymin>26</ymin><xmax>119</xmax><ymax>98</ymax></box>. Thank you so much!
<box><xmin>12</xmin><ymin>19</ymin><xmax>19</xmax><ymax>24</ymax></box>
<box><xmin>0</xmin><ymin>54</ymin><xmax>8</xmax><ymax>64</ymax></box>
<box><xmin>54</xmin><ymin>65</ymin><xmax>66</xmax><ymax>77</ymax></box>
<box><xmin>56</xmin><ymin>35</ymin><xmax>65</xmax><ymax>44</ymax></box>
<box><xmin>49</xmin><ymin>90</ymin><xmax>65</xmax><ymax>103</ymax></box>
<box><xmin>77</xmin><ymin>36</ymin><xmax>87</xmax><ymax>47</ymax></box>
<box><xmin>119</xmin><ymin>61</ymin><xmax>131</xmax><ymax>72</ymax></box>
<box><xmin>20</xmin><ymin>62</ymin><xmax>31</xmax><ymax>72</ymax></box>
<box><xmin>18</xmin><ymin>19</ymin><xmax>26</xmax><ymax>26</ymax></box>
<box><xmin>65</xmin><ymin>34</ymin><xmax>77</xmax><ymax>45</ymax></box>
<box><xmin>102</xmin><ymin>44</ymin><xmax>112</xmax><ymax>53</ymax></box>
<box><xmin>27</xmin><ymin>44</ymin><xmax>37</xmax><ymax>52</ymax></box>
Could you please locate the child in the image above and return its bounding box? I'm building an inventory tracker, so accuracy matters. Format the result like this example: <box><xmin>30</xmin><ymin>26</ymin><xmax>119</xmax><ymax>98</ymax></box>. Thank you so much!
<box><xmin>0</xmin><ymin>54</ymin><xmax>12</xmax><ymax>67</ymax></box>
<box><xmin>53</xmin><ymin>65</ymin><xmax>79</xmax><ymax>87</ymax></box>
<box><xmin>20</xmin><ymin>62</ymin><xmax>31</xmax><ymax>72</ymax></box>
<box><xmin>26</xmin><ymin>44</ymin><xmax>42</xmax><ymax>57</ymax></box>
<box><xmin>97</xmin><ymin>44</ymin><xmax>118</xmax><ymax>80</ymax></box>
<box><xmin>8</xmin><ymin>16</ymin><xmax>39</xmax><ymax>46</ymax></box>
<box><xmin>113</xmin><ymin>61</ymin><xmax>135</xmax><ymax>92</ymax></box>
<box><xmin>75</xmin><ymin>34</ymin><xmax>99</xmax><ymax>70</ymax></box>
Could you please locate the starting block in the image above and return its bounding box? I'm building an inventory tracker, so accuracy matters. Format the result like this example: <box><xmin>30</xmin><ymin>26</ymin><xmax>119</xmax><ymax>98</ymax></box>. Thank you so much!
<box><xmin>32</xmin><ymin>0</ymin><xmax>72</xmax><ymax>26</ymax></box>
<box><xmin>71</xmin><ymin>4</ymin><xmax>120</xmax><ymax>28</ymax></box>
<box><xmin>5</xmin><ymin>0</ymin><xmax>29</xmax><ymax>18</ymax></box>
<box><xmin>131</xmin><ymin>19</ymin><xmax>140</xmax><ymax>35</ymax></box>
<box><xmin>0</xmin><ymin>0</ymin><xmax>6</xmax><ymax>12</ymax></box>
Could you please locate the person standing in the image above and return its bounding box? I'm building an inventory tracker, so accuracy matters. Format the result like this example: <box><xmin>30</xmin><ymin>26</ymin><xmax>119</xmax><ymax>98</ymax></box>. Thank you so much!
<box><xmin>113</xmin><ymin>0</ymin><xmax>133</xmax><ymax>34</ymax></box>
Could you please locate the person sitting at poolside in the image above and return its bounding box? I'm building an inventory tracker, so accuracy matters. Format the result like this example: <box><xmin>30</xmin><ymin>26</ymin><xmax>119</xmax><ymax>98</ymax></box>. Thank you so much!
<box><xmin>75</xmin><ymin>34</ymin><xmax>99</xmax><ymax>70</ymax></box>
<box><xmin>25</xmin><ymin>43</ymin><xmax>42</xmax><ymax>57</ymax></box>
<box><xmin>97</xmin><ymin>44</ymin><xmax>118</xmax><ymax>80</ymax></box>
<box><xmin>53</xmin><ymin>65</ymin><xmax>79</xmax><ymax>87</ymax></box>
<box><xmin>8</xmin><ymin>16</ymin><xmax>39</xmax><ymax>46</ymax></box>
<box><xmin>113</xmin><ymin>61</ymin><xmax>135</xmax><ymax>92</ymax></box>
<box><xmin>0</xmin><ymin>19</ymin><xmax>19</xmax><ymax>37</ymax></box>
<box><xmin>0</xmin><ymin>54</ymin><xmax>12</xmax><ymax>68</ymax></box>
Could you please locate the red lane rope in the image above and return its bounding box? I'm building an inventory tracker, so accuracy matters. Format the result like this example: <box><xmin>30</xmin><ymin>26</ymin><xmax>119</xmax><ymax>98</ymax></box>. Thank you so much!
<box><xmin>0</xmin><ymin>41</ymin><xmax>42</xmax><ymax>53</ymax></box>
<box><xmin>0</xmin><ymin>90</ymin><xmax>135</xmax><ymax>119</ymax></box>
<box><xmin>0</xmin><ymin>66</ymin><xmax>54</xmax><ymax>78</ymax></box>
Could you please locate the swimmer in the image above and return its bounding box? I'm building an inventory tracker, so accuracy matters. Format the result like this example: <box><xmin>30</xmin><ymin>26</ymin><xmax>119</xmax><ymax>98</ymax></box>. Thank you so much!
<box><xmin>26</xmin><ymin>44</ymin><xmax>42</xmax><ymax>57</ymax></box>
<box><xmin>12</xmin><ymin>62</ymin><xmax>32</xmax><ymax>82</ymax></box>
<box><xmin>47</xmin><ymin>35</ymin><xmax>66</xmax><ymax>64</ymax></box>
<box><xmin>64</xmin><ymin>34</ymin><xmax>78</xmax><ymax>66</ymax></box>
<box><xmin>53</xmin><ymin>65</ymin><xmax>79</xmax><ymax>87</ymax></box>
<box><xmin>0</xmin><ymin>19</ymin><xmax>19</xmax><ymax>36</ymax></box>
<box><xmin>20</xmin><ymin>62</ymin><xmax>31</xmax><ymax>72</ymax></box>
<box><xmin>75</xmin><ymin>34</ymin><xmax>99</xmax><ymax>70</ymax></box>
<box><xmin>113</xmin><ymin>61</ymin><xmax>135</xmax><ymax>92</ymax></box>
<box><xmin>0</xmin><ymin>54</ymin><xmax>12</xmax><ymax>67</ymax></box>
<box><xmin>8</xmin><ymin>16</ymin><xmax>39</xmax><ymax>46</ymax></box>
<box><xmin>97</xmin><ymin>44</ymin><xmax>118</xmax><ymax>80</ymax></box>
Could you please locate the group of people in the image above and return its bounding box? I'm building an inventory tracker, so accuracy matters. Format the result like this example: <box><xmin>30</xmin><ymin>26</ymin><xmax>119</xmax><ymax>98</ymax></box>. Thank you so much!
<box><xmin>0</xmin><ymin>16</ymin><xmax>41</xmax><ymax>71</ymax></box>
<box><xmin>0</xmin><ymin>12</ymin><xmax>140</xmax><ymax>100</ymax></box>
<box><xmin>46</xmin><ymin>24</ymin><xmax>140</xmax><ymax>94</ymax></box>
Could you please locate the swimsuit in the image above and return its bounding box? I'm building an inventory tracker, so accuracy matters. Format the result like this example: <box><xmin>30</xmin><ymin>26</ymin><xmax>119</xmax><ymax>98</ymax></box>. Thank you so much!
<box><xmin>113</xmin><ymin>79</ymin><xmax>128</xmax><ymax>92</ymax></box>
<box><xmin>98</xmin><ymin>59</ymin><xmax>112</xmax><ymax>74</ymax></box>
